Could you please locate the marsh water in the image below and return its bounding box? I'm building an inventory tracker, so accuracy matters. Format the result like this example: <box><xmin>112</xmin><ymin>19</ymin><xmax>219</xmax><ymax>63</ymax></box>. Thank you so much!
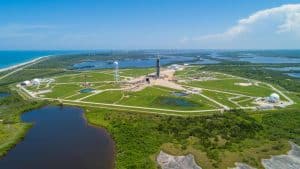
<box><xmin>0</xmin><ymin>92</ymin><xmax>10</xmax><ymax>98</ymax></box>
<box><xmin>0</xmin><ymin>106</ymin><xmax>115</xmax><ymax>169</ymax></box>
<box><xmin>286</xmin><ymin>73</ymin><xmax>300</xmax><ymax>78</ymax></box>
<box><xmin>72</xmin><ymin>55</ymin><xmax>220</xmax><ymax>70</ymax></box>
<box><xmin>73</xmin><ymin>55</ymin><xmax>196</xmax><ymax>69</ymax></box>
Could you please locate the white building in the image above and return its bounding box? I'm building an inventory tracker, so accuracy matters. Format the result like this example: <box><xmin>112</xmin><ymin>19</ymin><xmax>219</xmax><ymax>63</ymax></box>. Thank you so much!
<box><xmin>268</xmin><ymin>93</ymin><xmax>280</xmax><ymax>103</ymax></box>
<box><xmin>21</xmin><ymin>80</ymin><xmax>31</xmax><ymax>86</ymax></box>
<box><xmin>32</xmin><ymin>78</ymin><xmax>41</xmax><ymax>85</ymax></box>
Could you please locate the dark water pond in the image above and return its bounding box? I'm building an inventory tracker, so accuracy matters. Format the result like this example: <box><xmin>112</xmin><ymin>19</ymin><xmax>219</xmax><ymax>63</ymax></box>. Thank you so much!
<box><xmin>0</xmin><ymin>92</ymin><xmax>10</xmax><ymax>98</ymax></box>
<box><xmin>0</xmin><ymin>106</ymin><xmax>115</xmax><ymax>169</ymax></box>
<box><xmin>172</xmin><ymin>92</ymin><xmax>189</xmax><ymax>97</ymax></box>
<box><xmin>266</xmin><ymin>67</ymin><xmax>300</xmax><ymax>71</ymax></box>
<box><xmin>80</xmin><ymin>88</ymin><xmax>95</xmax><ymax>93</ymax></box>
<box><xmin>286</xmin><ymin>73</ymin><xmax>300</xmax><ymax>78</ymax></box>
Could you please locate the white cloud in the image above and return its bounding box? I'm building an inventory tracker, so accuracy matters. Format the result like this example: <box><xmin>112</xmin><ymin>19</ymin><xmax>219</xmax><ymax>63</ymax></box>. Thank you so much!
<box><xmin>196</xmin><ymin>4</ymin><xmax>300</xmax><ymax>41</ymax></box>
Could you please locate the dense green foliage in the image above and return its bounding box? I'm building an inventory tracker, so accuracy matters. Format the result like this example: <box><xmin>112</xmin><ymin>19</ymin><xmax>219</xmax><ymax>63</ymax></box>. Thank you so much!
<box><xmin>86</xmin><ymin>108</ymin><xmax>280</xmax><ymax>168</ymax></box>
<box><xmin>85</xmin><ymin>107</ymin><xmax>300</xmax><ymax>168</ymax></box>
<box><xmin>262</xmin><ymin>110</ymin><xmax>300</xmax><ymax>144</ymax></box>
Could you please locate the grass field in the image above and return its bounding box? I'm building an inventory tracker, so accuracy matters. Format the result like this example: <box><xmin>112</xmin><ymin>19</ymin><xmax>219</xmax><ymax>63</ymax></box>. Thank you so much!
<box><xmin>119</xmin><ymin>68</ymin><xmax>155</xmax><ymax>77</ymax></box>
<box><xmin>22</xmin><ymin>67</ymin><xmax>291</xmax><ymax>114</ymax></box>
<box><xmin>0</xmin><ymin>123</ymin><xmax>31</xmax><ymax>157</ymax></box>
<box><xmin>119</xmin><ymin>87</ymin><xmax>218</xmax><ymax>110</ymax></box>
<box><xmin>84</xmin><ymin>90</ymin><xmax>124</xmax><ymax>103</ymax></box>
<box><xmin>54</xmin><ymin>71</ymin><xmax>115</xmax><ymax>83</ymax></box>
<box><xmin>44</xmin><ymin>84</ymin><xmax>82</xmax><ymax>98</ymax></box>
<box><xmin>188</xmin><ymin>79</ymin><xmax>275</xmax><ymax>97</ymax></box>
<box><xmin>201</xmin><ymin>90</ymin><xmax>240</xmax><ymax>108</ymax></box>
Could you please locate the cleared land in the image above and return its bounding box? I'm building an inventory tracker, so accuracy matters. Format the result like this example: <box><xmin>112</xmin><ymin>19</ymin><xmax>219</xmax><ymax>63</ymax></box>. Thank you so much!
<box><xmin>18</xmin><ymin>66</ymin><xmax>292</xmax><ymax>116</ymax></box>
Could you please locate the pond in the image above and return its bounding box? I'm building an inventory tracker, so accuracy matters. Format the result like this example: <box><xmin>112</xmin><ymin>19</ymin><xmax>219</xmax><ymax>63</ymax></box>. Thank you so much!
<box><xmin>80</xmin><ymin>88</ymin><xmax>95</xmax><ymax>93</ymax></box>
<box><xmin>266</xmin><ymin>67</ymin><xmax>300</xmax><ymax>71</ymax></box>
<box><xmin>0</xmin><ymin>106</ymin><xmax>115</xmax><ymax>169</ymax></box>
<box><xmin>286</xmin><ymin>73</ymin><xmax>300</xmax><ymax>78</ymax></box>
<box><xmin>0</xmin><ymin>92</ymin><xmax>10</xmax><ymax>99</ymax></box>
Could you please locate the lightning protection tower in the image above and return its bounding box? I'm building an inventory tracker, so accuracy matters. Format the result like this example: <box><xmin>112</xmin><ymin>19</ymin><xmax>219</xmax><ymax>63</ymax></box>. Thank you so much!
<box><xmin>114</xmin><ymin>61</ymin><xmax>119</xmax><ymax>83</ymax></box>
<box><xmin>156</xmin><ymin>55</ymin><xmax>160</xmax><ymax>78</ymax></box>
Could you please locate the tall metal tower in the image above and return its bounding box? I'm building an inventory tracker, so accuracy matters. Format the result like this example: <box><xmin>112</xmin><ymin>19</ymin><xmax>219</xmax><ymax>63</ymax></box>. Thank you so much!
<box><xmin>156</xmin><ymin>55</ymin><xmax>160</xmax><ymax>78</ymax></box>
<box><xmin>114</xmin><ymin>61</ymin><xmax>119</xmax><ymax>83</ymax></box>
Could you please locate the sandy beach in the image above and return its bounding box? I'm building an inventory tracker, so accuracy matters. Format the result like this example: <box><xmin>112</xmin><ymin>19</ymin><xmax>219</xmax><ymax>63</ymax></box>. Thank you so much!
<box><xmin>0</xmin><ymin>56</ymin><xmax>49</xmax><ymax>73</ymax></box>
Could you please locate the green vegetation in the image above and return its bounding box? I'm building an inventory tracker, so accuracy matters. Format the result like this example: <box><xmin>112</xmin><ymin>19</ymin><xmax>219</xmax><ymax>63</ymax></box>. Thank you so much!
<box><xmin>0</xmin><ymin>68</ymin><xmax>70</xmax><ymax>86</ymax></box>
<box><xmin>84</xmin><ymin>90</ymin><xmax>124</xmax><ymax>103</ymax></box>
<box><xmin>85</xmin><ymin>107</ymin><xmax>300</xmax><ymax>169</ymax></box>
<box><xmin>0</xmin><ymin>87</ymin><xmax>47</xmax><ymax>158</ymax></box>
<box><xmin>120</xmin><ymin>68</ymin><xmax>155</xmax><ymax>77</ymax></box>
<box><xmin>54</xmin><ymin>71</ymin><xmax>114</xmax><ymax>83</ymax></box>
<box><xmin>119</xmin><ymin>87</ymin><xmax>217</xmax><ymax>110</ymax></box>
<box><xmin>202</xmin><ymin>90</ymin><xmax>239</xmax><ymax>108</ymax></box>
<box><xmin>188</xmin><ymin>79</ymin><xmax>274</xmax><ymax>97</ymax></box>
<box><xmin>202</xmin><ymin>64</ymin><xmax>300</xmax><ymax>93</ymax></box>
<box><xmin>44</xmin><ymin>84</ymin><xmax>82</xmax><ymax>99</ymax></box>
<box><xmin>1</xmin><ymin>53</ymin><xmax>300</xmax><ymax>169</ymax></box>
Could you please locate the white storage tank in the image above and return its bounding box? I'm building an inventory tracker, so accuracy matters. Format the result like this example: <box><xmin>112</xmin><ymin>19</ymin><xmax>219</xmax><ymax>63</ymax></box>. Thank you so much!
<box><xmin>32</xmin><ymin>78</ymin><xmax>41</xmax><ymax>85</ymax></box>
<box><xmin>268</xmin><ymin>93</ymin><xmax>280</xmax><ymax>103</ymax></box>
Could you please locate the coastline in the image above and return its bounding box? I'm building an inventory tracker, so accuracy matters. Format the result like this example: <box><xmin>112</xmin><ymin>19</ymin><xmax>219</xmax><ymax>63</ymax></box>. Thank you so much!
<box><xmin>0</xmin><ymin>56</ymin><xmax>50</xmax><ymax>73</ymax></box>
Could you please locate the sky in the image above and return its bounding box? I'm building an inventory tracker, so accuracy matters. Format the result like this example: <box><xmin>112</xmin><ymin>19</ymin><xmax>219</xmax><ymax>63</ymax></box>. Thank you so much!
<box><xmin>0</xmin><ymin>0</ymin><xmax>300</xmax><ymax>50</ymax></box>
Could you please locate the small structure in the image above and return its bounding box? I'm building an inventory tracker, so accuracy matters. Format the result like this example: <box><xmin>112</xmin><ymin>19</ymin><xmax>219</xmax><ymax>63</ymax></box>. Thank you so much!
<box><xmin>21</xmin><ymin>80</ymin><xmax>31</xmax><ymax>86</ymax></box>
<box><xmin>146</xmin><ymin>77</ymin><xmax>150</xmax><ymax>84</ymax></box>
<box><xmin>31</xmin><ymin>78</ymin><xmax>41</xmax><ymax>85</ymax></box>
<box><xmin>268</xmin><ymin>93</ymin><xmax>280</xmax><ymax>103</ymax></box>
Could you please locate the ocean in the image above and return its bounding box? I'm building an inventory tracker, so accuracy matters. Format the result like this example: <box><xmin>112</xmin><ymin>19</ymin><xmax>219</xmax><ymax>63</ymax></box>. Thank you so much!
<box><xmin>0</xmin><ymin>51</ymin><xmax>81</xmax><ymax>69</ymax></box>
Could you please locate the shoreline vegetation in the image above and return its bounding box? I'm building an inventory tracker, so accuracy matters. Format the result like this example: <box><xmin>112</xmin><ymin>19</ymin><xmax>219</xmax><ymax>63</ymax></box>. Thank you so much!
<box><xmin>0</xmin><ymin>52</ymin><xmax>300</xmax><ymax>168</ymax></box>
<box><xmin>0</xmin><ymin>89</ymin><xmax>48</xmax><ymax>158</ymax></box>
